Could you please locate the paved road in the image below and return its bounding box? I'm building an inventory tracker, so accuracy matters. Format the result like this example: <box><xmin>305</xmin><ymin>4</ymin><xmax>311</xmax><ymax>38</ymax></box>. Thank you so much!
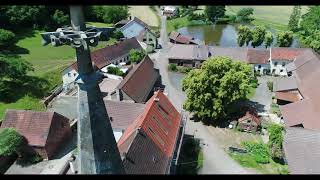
<box><xmin>153</xmin><ymin>14</ymin><xmax>257</xmax><ymax>174</ymax></box>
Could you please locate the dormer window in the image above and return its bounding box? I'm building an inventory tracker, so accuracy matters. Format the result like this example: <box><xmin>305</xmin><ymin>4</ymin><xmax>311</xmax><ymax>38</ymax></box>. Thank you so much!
<box><xmin>274</xmin><ymin>62</ymin><xmax>278</xmax><ymax>66</ymax></box>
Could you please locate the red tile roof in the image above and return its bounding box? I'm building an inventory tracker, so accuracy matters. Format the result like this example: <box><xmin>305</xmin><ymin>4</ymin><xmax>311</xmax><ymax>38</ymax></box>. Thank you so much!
<box><xmin>271</xmin><ymin>48</ymin><xmax>305</xmax><ymax>61</ymax></box>
<box><xmin>68</xmin><ymin>37</ymin><xmax>142</xmax><ymax>71</ymax></box>
<box><xmin>118</xmin><ymin>90</ymin><xmax>182</xmax><ymax>157</ymax></box>
<box><xmin>238</xmin><ymin>108</ymin><xmax>260</xmax><ymax>125</ymax></box>
<box><xmin>246</xmin><ymin>48</ymin><xmax>270</xmax><ymax>64</ymax></box>
<box><xmin>275</xmin><ymin>91</ymin><xmax>300</xmax><ymax>102</ymax></box>
<box><xmin>1</xmin><ymin>110</ymin><xmax>69</xmax><ymax>147</ymax></box>
<box><xmin>117</xmin><ymin>55</ymin><xmax>159</xmax><ymax>103</ymax></box>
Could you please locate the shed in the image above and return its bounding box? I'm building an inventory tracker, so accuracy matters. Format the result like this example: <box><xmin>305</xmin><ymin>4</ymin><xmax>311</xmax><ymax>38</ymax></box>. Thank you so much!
<box><xmin>237</xmin><ymin>108</ymin><xmax>260</xmax><ymax>132</ymax></box>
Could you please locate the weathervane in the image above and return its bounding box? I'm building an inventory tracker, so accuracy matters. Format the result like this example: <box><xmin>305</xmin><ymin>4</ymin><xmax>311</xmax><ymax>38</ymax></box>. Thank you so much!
<box><xmin>41</xmin><ymin>6</ymin><xmax>125</xmax><ymax>174</ymax></box>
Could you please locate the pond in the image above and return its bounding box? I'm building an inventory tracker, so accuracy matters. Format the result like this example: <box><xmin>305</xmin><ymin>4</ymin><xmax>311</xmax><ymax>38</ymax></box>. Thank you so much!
<box><xmin>177</xmin><ymin>24</ymin><xmax>300</xmax><ymax>48</ymax></box>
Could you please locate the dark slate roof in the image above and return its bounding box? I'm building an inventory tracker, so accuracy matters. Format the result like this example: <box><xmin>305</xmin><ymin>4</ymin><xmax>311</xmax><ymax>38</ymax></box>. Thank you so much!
<box><xmin>283</xmin><ymin>127</ymin><xmax>320</xmax><ymax>174</ymax></box>
<box><xmin>69</xmin><ymin>37</ymin><xmax>142</xmax><ymax>71</ymax></box>
<box><xmin>246</xmin><ymin>48</ymin><xmax>270</xmax><ymax>64</ymax></box>
<box><xmin>209</xmin><ymin>46</ymin><xmax>248</xmax><ymax>62</ymax></box>
<box><xmin>104</xmin><ymin>100</ymin><xmax>146</xmax><ymax>130</ymax></box>
<box><xmin>1</xmin><ymin>110</ymin><xmax>69</xmax><ymax>147</ymax></box>
<box><xmin>118</xmin><ymin>129</ymin><xmax>170</xmax><ymax>174</ymax></box>
<box><xmin>117</xmin><ymin>55</ymin><xmax>159</xmax><ymax>103</ymax></box>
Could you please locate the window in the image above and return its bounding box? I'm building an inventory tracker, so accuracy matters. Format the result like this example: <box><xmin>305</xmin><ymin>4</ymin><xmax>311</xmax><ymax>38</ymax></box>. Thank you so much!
<box><xmin>68</xmin><ymin>73</ymin><xmax>71</xmax><ymax>77</ymax></box>
<box><xmin>280</xmin><ymin>69</ymin><xmax>284</xmax><ymax>72</ymax></box>
<box><xmin>74</xmin><ymin>73</ymin><xmax>77</xmax><ymax>77</ymax></box>
<box><xmin>274</xmin><ymin>62</ymin><xmax>278</xmax><ymax>66</ymax></box>
<box><xmin>148</xmin><ymin>127</ymin><xmax>165</xmax><ymax>146</ymax></box>
<box><xmin>282</xmin><ymin>62</ymin><xmax>286</xmax><ymax>67</ymax></box>
<box><xmin>258</xmin><ymin>65</ymin><xmax>261</xmax><ymax>69</ymax></box>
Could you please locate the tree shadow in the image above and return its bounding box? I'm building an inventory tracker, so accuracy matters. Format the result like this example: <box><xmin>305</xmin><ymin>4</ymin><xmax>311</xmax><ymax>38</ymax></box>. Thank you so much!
<box><xmin>176</xmin><ymin>135</ymin><xmax>202</xmax><ymax>174</ymax></box>
<box><xmin>1</xmin><ymin>45</ymin><xmax>30</xmax><ymax>55</ymax></box>
<box><xmin>0</xmin><ymin>76</ymin><xmax>49</xmax><ymax>103</ymax></box>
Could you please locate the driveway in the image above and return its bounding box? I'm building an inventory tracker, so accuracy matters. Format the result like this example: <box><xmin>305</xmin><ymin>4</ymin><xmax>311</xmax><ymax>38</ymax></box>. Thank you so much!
<box><xmin>154</xmin><ymin>14</ymin><xmax>258</xmax><ymax>174</ymax></box>
<box><xmin>249</xmin><ymin>76</ymin><xmax>280</xmax><ymax>113</ymax></box>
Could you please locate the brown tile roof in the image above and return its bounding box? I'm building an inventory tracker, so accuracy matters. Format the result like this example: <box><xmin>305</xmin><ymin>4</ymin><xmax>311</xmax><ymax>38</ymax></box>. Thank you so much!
<box><xmin>238</xmin><ymin>108</ymin><xmax>260</xmax><ymax>125</ymax></box>
<box><xmin>118</xmin><ymin>129</ymin><xmax>170</xmax><ymax>174</ymax></box>
<box><xmin>275</xmin><ymin>91</ymin><xmax>300</xmax><ymax>102</ymax></box>
<box><xmin>69</xmin><ymin>37</ymin><xmax>142</xmax><ymax>71</ymax></box>
<box><xmin>118</xmin><ymin>91</ymin><xmax>182</xmax><ymax>158</ymax></box>
<box><xmin>175</xmin><ymin>34</ymin><xmax>192</xmax><ymax>44</ymax></box>
<box><xmin>246</xmin><ymin>48</ymin><xmax>270</xmax><ymax>64</ymax></box>
<box><xmin>1</xmin><ymin>110</ymin><xmax>69</xmax><ymax>147</ymax></box>
<box><xmin>117</xmin><ymin>55</ymin><xmax>159</xmax><ymax>103</ymax></box>
<box><xmin>271</xmin><ymin>48</ymin><xmax>305</xmax><ymax>61</ymax></box>
<box><xmin>104</xmin><ymin>100</ymin><xmax>146</xmax><ymax>130</ymax></box>
<box><xmin>283</xmin><ymin>127</ymin><xmax>320</xmax><ymax>174</ymax></box>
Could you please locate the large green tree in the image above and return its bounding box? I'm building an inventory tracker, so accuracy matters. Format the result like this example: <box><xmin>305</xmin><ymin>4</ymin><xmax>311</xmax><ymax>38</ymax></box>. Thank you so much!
<box><xmin>251</xmin><ymin>26</ymin><xmax>266</xmax><ymax>48</ymax></box>
<box><xmin>264</xmin><ymin>31</ymin><xmax>274</xmax><ymax>48</ymax></box>
<box><xmin>0</xmin><ymin>128</ymin><xmax>25</xmax><ymax>156</ymax></box>
<box><xmin>277</xmin><ymin>31</ymin><xmax>294</xmax><ymax>47</ymax></box>
<box><xmin>236</xmin><ymin>7</ymin><xmax>254</xmax><ymax>23</ymax></box>
<box><xmin>102</xmin><ymin>6</ymin><xmax>129</xmax><ymax>24</ymax></box>
<box><xmin>302</xmin><ymin>30</ymin><xmax>320</xmax><ymax>52</ymax></box>
<box><xmin>182</xmin><ymin>57</ymin><xmax>254</xmax><ymax>122</ymax></box>
<box><xmin>237</xmin><ymin>25</ymin><xmax>252</xmax><ymax>47</ymax></box>
<box><xmin>288</xmin><ymin>6</ymin><xmax>302</xmax><ymax>32</ymax></box>
<box><xmin>204</xmin><ymin>6</ymin><xmax>226</xmax><ymax>22</ymax></box>
<box><xmin>129</xmin><ymin>49</ymin><xmax>146</xmax><ymax>64</ymax></box>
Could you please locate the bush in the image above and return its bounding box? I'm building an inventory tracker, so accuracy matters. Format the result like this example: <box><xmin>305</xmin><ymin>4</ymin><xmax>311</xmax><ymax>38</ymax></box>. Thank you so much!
<box><xmin>177</xmin><ymin>66</ymin><xmax>192</xmax><ymax>73</ymax></box>
<box><xmin>241</xmin><ymin>141</ymin><xmax>270</xmax><ymax>164</ymax></box>
<box><xmin>251</xmin><ymin>77</ymin><xmax>258</xmax><ymax>88</ymax></box>
<box><xmin>110</xmin><ymin>30</ymin><xmax>124</xmax><ymax>40</ymax></box>
<box><xmin>0</xmin><ymin>29</ymin><xmax>15</xmax><ymax>47</ymax></box>
<box><xmin>268</xmin><ymin>124</ymin><xmax>284</xmax><ymax>161</ymax></box>
<box><xmin>168</xmin><ymin>64</ymin><xmax>177</xmax><ymax>71</ymax></box>
<box><xmin>129</xmin><ymin>49</ymin><xmax>146</xmax><ymax>64</ymax></box>
<box><xmin>271</xmin><ymin>103</ymin><xmax>281</xmax><ymax>117</ymax></box>
<box><xmin>0</xmin><ymin>128</ymin><xmax>24</xmax><ymax>156</ymax></box>
<box><xmin>107</xmin><ymin>66</ymin><xmax>124</xmax><ymax>76</ymax></box>
<box><xmin>267</xmin><ymin>81</ymin><xmax>273</xmax><ymax>92</ymax></box>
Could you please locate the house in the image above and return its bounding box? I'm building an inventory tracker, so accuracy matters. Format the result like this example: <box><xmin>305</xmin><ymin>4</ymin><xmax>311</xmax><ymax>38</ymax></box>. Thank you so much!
<box><xmin>114</xmin><ymin>55</ymin><xmax>160</xmax><ymax>103</ymax></box>
<box><xmin>283</xmin><ymin>127</ymin><xmax>320</xmax><ymax>174</ymax></box>
<box><xmin>167</xmin><ymin>44</ymin><xmax>211</xmax><ymax>68</ymax></box>
<box><xmin>269</xmin><ymin>48</ymin><xmax>306</xmax><ymax>76</ymax></box>
<box><xmin>246</xmin><ymin>48</ymin><xmax>270</xmax><ymax>75</ymax></box>
<box><xmin>117</xmin><ymin>90</ymin><xmax>183</xmax><ymax>174</ymax></box>
<box><xmin>279</xmin><ymin>49</ymin><xmax>320</xmax><ymax>130</ymax></box>
<box><xmin>1</xmin><ymin>110</ymin><xmax>72</xmax><ymax>160</ymax></box>
<box><xmin>118</xmin><ymin>17</ymin><xmax>158</xmax><ymax>53</ymax></box>
<box><xmin>161</xmin><ymin>6</ymin><xmax>178</xmax><ymax>17</ymax></box>
<box><xmin>61</xmin><ymin>37</ymin><xmax>142</xmax><ymax>88</ymax></box>
<box><xmin>237</xmin><ymin>107</ymin><xmax>260</xmax><ymax>132</ymax></box>
<box><xmin>169</xmin><ymin>31</ymin><xmax>204</xmax><ymax>45</ymax></box>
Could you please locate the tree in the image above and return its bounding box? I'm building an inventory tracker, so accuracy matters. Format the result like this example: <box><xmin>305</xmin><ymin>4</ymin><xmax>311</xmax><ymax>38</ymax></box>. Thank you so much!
<box><xmin>288</xmin><ymin>6</ymin><xmax>302</xmax><ymax>32</ymax></box>
<box><xmin>110</xmin><ymin>30</ymin><xmax>124</xmax><ymax>40</ymax></box>
<box><xmin>102</xmin><ymin>6</ymin><xmax>129</xmax><ymax>24</ymax></box>
<box><xmin>0</xmin><ymin>29</ymin><xmax>15</xmax><ymax>47</ymax></box>
<box><xmin>268</xmin><ymin>124</ymin><xmax>284</xmax><ymax>161</ymax></box>
<box><xmin>264</xmin><ymin>31</ymin><xmax>274</xmax><ymax>48</ymax></box>
<box><xmin>52</xmin><ymin>9</ymin><xmax>69</xmax><ymax>26</ymax></box>
<box><xmin>0</xmin><ymin>55</ymin><xmax>34</xmax><ymax>79</ymax></box>
<box><xmin>107</xmin><ymin>66</ymin><xmax>124</xmax><ymax>76</ymax></box>
<box><xmin>0</xmin><ymin>128</ymin><xmax>25</xmax><ymax>156</ymax></box>
<box><xmin>251</xmin><ymin>26</ymin><xmax>266</xmax><ymax>48</ymax></box>
<box><xmin>237</xmin><ymin>25</ymin><xmax>252</xmax><ymax>47</ymax></box>
<box><xmin>236</xmin><ymin>7</ymin><xmax>254</xmax><ymax>23</ymax></box>
<box><xmin>299</xmin><ymin>6</ymin><xmax>320</xmax><ymax>37</ymax></box>
<box><xmin>277</xmin><ymin>31</ymin><xmax>293</xmax><ymax>47</ymax></box>
<box><xmin>129</xmin><ymin>49</ymin><xmax>146</xmax><ymax>64</ymax></box>
<box><xmin>182</xmin><ymin>57</ymin><xmax>254</xmax><ymax>122</ymax></box>
<box><xmin>204</xmin><ymin>6</ymin><xmax>226</xmax><ymax>22</ymax></box>
<box><xmin>302</xmin><ymin>30</ymin><xmax>320</xmax><ymax>53</ymax></box>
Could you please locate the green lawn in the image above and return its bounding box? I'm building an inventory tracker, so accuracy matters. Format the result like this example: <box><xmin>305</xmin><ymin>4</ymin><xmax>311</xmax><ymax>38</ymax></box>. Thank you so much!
<box><xmin>226</xmin><ymin>6</ymin><xmax>309</xmax><ymax>32</ymax></box>
<box><xmin>166</xmin><ymin>16</ymin><xmax>190</xmax><ymax>33</ymax></box>
<box><xmin>86</xmin><ymin>22</ymin><xmax>114</xmax><ymax>28</ymax></box>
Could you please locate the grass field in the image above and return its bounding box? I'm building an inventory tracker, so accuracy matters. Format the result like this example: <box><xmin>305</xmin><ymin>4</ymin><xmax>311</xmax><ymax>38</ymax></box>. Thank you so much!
<box><xmin>166</xmin><ymin>16</ymin><xmax>190</xmax><ymax>33</ymax></box>
<box><xmin>129</xmin><ymin>6</ymin><xmax>160</xmax><ymax>27</ymax></box>
<box><xmin>86</xmin><ymin>22</ymin><xmax>113</xmax><ymax>28</ymax></box>
<box><xmin>226</xmin><ymin>6</ymin><xmax>309</xmax><ymax>31</ymax></box>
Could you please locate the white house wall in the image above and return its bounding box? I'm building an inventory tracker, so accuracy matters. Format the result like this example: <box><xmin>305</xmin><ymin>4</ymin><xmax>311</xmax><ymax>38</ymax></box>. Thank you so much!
<box><xmin>270</xmin><ymin>59</ymin><xmax>289</xmax><ymax>76</ymax></box>
<box><xmin>253</xmin><ymin>64</ymin><xmax>270</xmax><ymax>75</ymax></box>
